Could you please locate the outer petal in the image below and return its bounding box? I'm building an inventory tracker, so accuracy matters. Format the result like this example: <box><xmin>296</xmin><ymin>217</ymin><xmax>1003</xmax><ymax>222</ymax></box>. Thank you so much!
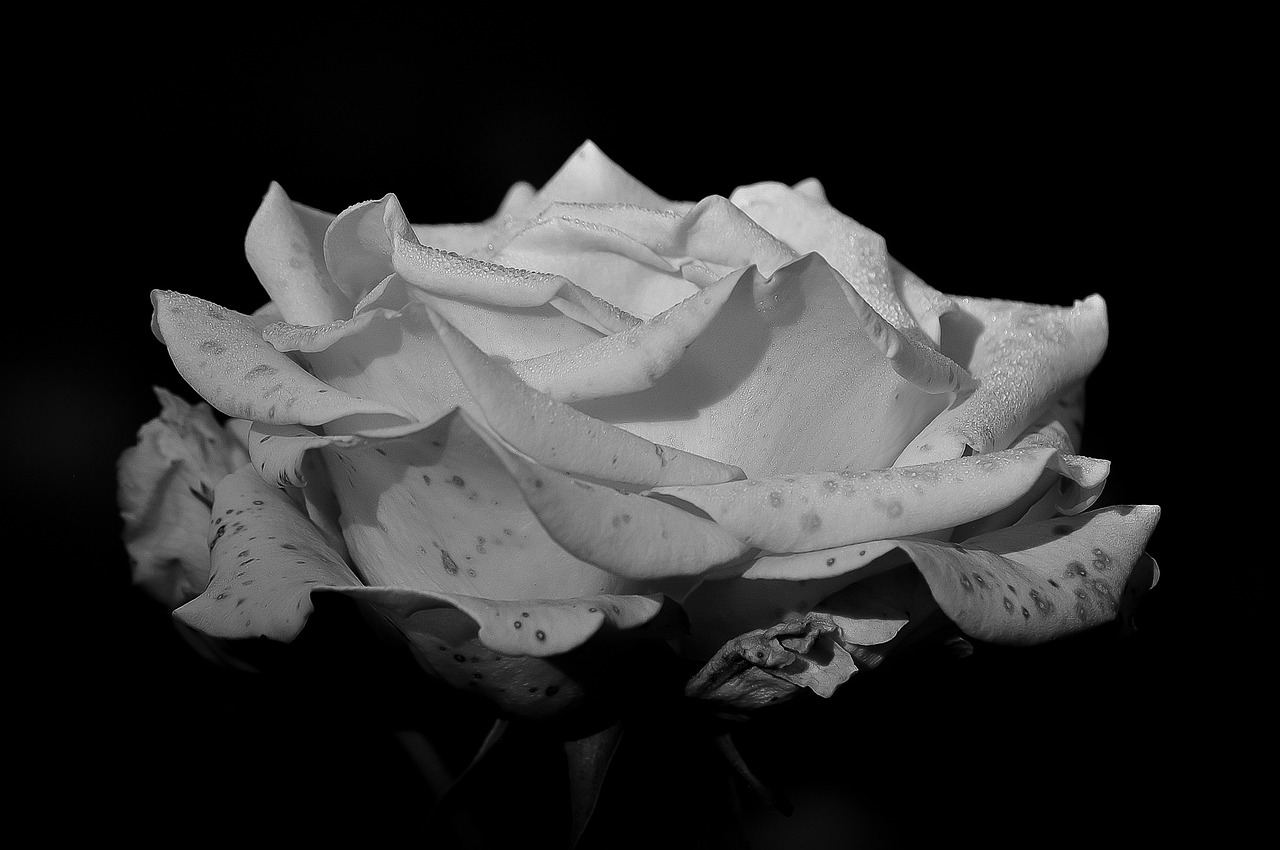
<box><xmin>509</xmin><ymin>266</ymin><xmax>743</xmax><ymax>403</ymax></box>
<box><xmin>652</xmin><ymin>445</ymin><xmax>1107</xmax><ymax>554</ymax></box>
<box><xmin>118</xmin><ymin>387</ymin><xmax>250</xmax><ymax>607</ymax></box>
<box><xmin>574</xmin><ymin>253</ymin><xmax>959</xmax><ymax>477</ymax></box>
<box><xmin>173</xmin><ymin>464</ymin><xmax>679</xmax><ymax>718</ymax></box>
<box><xmin>899</xmin><ymin>504</ymin><xmax>1161</xmax><ymax>644</ymax></box>
<box><xmin>150</xmin><ymin>289</ymin><xmax>414</xmax><ymax>427</ymax></box>
<box><xmin>897</xmin><ymin>294</ymin><xmax>1108</xmax><ymax>466</ymax></box>
<box><xmin>729</xmin><ymin>181</ymin><xmax>929</xmax><ymax>343</ymax></box>
<box><xmin>323</xmin><ymin>193</ymin><xmax>625</xmax><ymax>362</ymax></box>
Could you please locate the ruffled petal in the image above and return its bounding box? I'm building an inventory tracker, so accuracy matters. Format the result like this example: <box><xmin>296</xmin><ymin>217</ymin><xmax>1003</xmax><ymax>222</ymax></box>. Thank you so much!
<box><xmin>729</xmin><ymin>181</ymin><xmax>927</xmax><ymax>342</ymax></box>
<box><xmin>480</xmin><ymin>434</ymin><xmax>754</xmax><ymax>581</ymax></box>
<box><xmin>897</xmin><ymin>294</ymin><xmax>1109</xmax><ymax>466</ymax></box>
<box><xmin>171</xmin><ymin>462</ymin><xmax>682</xmax><ymax>719</ymax></box>
<box><xmin>150</xmin><ymin>290</ymin><xmax>413</xmax><ymax>426</ymax></box>
<box><xmin>898</xmin><ymin>504</ymin><xmax>1161</xmax><ymax>644</ymax></box>
<box><xmin>118</xmin><ymin>387</ymin><xmax>250</xmax><ymax>607</ymax></box>
<box><xmin>321</xmin><ymin>408</ymin><xmax>639</xmax><ymax>599</ymax></box>
<box><xmin>684</xmin><ymin>613</ymin><xmax>859</xmax><ymax>709</ymax></box>
<box><xmin>652</xmin><ymin>444</ymin><xmax>1105</xmax><ymax>554</ymax></box>
<box><xmin>575</xmin><ymin>253</ymin><xmax>958</xmax><ymax>477</ymax></box>
<box><xmin>425</xmin><ymin>306</ymin><xmax>744</xmax><ymax>487</ymax></box>
<box><xmin>509</xmin><ymin>266</ymin><xmax>741</xmax><ymax>403</ymax></box>
<box><xmin>175</xmin><ymin>464</ymin><xmax>362</xmax><ymax>640</ymax></box>
<box><xmin>323</xmin><ymin>193</ymin><xmax>622</xmax><ymax>362</ymax></box>
<box><xmin>491</xmin><ymin>208</ymin><xmax>701</xmax><ymax>319</ymax></box>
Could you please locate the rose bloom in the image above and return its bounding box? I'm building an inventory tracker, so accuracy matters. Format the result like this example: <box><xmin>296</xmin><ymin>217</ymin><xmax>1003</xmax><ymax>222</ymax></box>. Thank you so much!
<box><xmin>119</xmin><ymin>141</ymin><xmax>1160</xmax><ymax>720</ymax></box>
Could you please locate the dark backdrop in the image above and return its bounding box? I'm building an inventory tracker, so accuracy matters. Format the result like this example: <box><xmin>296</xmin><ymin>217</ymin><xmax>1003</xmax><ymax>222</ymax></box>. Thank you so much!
<box><xmin>30</xmin><ymin>27</ymin><xmax>1252</xmax><ymax>850</ymax></box>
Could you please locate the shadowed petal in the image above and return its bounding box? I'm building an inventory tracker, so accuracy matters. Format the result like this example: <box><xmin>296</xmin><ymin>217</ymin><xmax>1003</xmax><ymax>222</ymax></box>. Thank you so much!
<box><xmin>575</xmin><ymin>253</ymin><xmax>958</xmax><ymax>477</ymax></box>
<box><xmin>425</xmin><ymin>307</ymin><xmax>744</xmax><ymax>487</ymax></box>
<box><xmin>509</xmin><ymin>267</ymin><xmax>743</xmax><ymax>403</ymax></box>
<box><xmin>118</xmin><ymin>388</ymin><xmax>251</xmax><ymax>607</ymax></box>
<box><xmin>245</xmin><ymin>182</ymin><xmax>353</xmax><ymax>325</ymax></box>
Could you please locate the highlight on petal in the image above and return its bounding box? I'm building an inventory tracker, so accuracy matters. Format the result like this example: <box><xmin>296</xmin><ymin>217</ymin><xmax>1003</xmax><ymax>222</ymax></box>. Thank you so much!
<box><xmin>151</xmin><ymin>289</ymin><xmax>414</xmax><ymax>427</ymax></box>
<box><xmin>425</xmin><ymin>305</ymin><xmax>744</xmax><ymax>487</ymax></box>
<box><xmin>245</xmin><ymin>182</ymin><xmax>353</xmax><ymax>326</ymax></box>
<box><xmin>480</xmin><ymin>431</ymin><xmax>754</xmax><ymax>581</ymax></box>
<box><xmin>175</xmin><ymin>464</ymin><xmax>363</xmax><ymax>641</ymax></box>
<box><xmin>118</xmin><ymin>387</ymin><xmax>250</xmax><ymax>607</ymax></box>
<box><xmin>574</xmin><ymin>253</ymin><xmax>958</xmax><ymax>477</ymax></box>
<box><xmin>652</xmin><ymin>445</ymin><xmax>1102</xmax><ymax>554</ymax></box>
<box><xmin>898</xmin><ymin>504</ymin><xmax>1161</xmax><ymax>644</ymax></box>
<box><xmin>897</xmin><ymin>294</ymin><xmax>1109</xmax><ymax>466</ymax></box>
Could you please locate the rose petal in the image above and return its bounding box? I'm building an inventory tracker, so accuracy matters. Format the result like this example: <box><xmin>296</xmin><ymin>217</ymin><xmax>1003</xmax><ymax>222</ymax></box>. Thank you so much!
<box><xmin>574</xmin><ymin>253</ymin><xmax>956</xmax><ymax>477</ymax></box>
<box><xmin>898</xmin><ymin>504</ymin><xmax>1161</xmax><ymax>644</ymax></box>
<box><xmin>263</xmin><ymin>285</ymin><xmax>466</xmax><ymax>428</ymax></box>
<box><xmin>730</xmin><ymin>181</ymin><xmax>928</xmax><ymax>342</ymax></box>
<box><xmin>480</xmin><ymin>434</ymin><xmax>754</xmax><ymax>581</ymax></box>
<box><xmin>150</xmin><ymin>290</ymin><xmax>414</xmax><ymax>427</ymax></box>
<box><xmin>684</xmin><ymin>613</ymin><xmax>859</xmax><ymax>709</ymax></box>
<box><xmin>740</xmin><ymin>540</ymin><xmax>902</xmax><ymax>581</ymax></box>
<box><xmin>321</xmin><ymin>407</ymin><xmax>640</xmax><ymax>598</ymax></box>
<box><xmin>425</xmin><ymin>305</ymin><xmax>744</xmax><ymax>487</ymax></box>
<box><xmin>652</xmin><ymin>445</ymin><xmax>1103</xmax><ymax>553</ymax></box>
<box><xmin>509</xmin><ymin>266</ymin><xmax>743</xmax><ymax>403</ymax></box>
<box><xmin>118</xmin><ymin>387</ymin><xmax>250</xmax><ymax>607</ymax></box>
<box><xmin>897</xmin><ymin>294</ymin><xmax>1109</xmax><ymax>466</ymax></box>
<box><xmin>175</xmin><ymin>464</ymin><xmax>363</xmax><ymax>640</ymax></box>
<box><xmin>245</xmin><ymin>182</ymin><xmax>353</xmax><ymax>325</ymax></box>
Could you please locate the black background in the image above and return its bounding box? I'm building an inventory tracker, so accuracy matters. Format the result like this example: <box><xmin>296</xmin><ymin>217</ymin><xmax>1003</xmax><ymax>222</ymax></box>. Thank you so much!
<box><xmin>24</xmin><ymin>19</ymin><xmax>1255</xmax><ymax>850</ymax></box>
